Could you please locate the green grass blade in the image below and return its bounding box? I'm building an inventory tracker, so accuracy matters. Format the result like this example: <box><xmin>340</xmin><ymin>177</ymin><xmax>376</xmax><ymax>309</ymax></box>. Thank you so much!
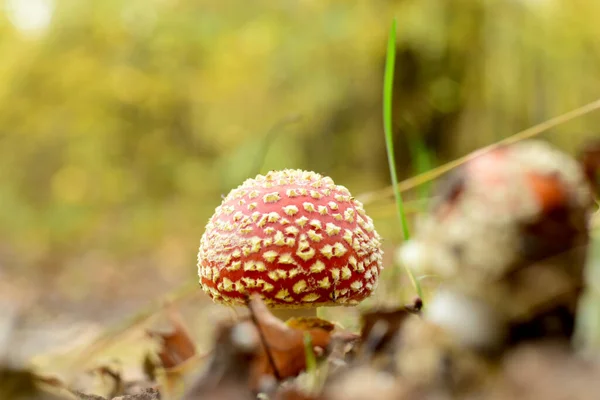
<box><xmin>303</xmin><ymin>332</ymin><xmax>318</xmax><ymax>391</ymax></box>
<box><xmin>382</xmin><ymin>18</ymin><xmax>422</xmax><ymax>299</ymax></box>
<box><xmin>383</xmin><ymin>19</ymin><xmax>409</xmax><ymax>240</ymax></box>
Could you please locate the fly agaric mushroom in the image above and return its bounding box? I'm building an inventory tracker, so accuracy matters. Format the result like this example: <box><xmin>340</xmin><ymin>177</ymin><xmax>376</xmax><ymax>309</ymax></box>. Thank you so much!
<box><xmin>198</xmin><ymin>169</ymin><xmax>383</xmax><ymax>319</ymax></box>
<box><xmin>397</xmin><ymin>140</ymin><xmax>594</xmax><ymax>350</ymax></box>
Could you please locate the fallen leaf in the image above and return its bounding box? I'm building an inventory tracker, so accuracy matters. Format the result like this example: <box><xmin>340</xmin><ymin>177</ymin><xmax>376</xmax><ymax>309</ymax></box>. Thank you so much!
<box><xmin>0</xmin><ymin>367</ymin><xmax>73</xmax><ymax>399</ymax></box>
<box><xmin>182</xmin><ymin>319</ymin><xmax>259</xmax><ymax>400</ymax></box>
<box><xmin>91</xmin><ymin>365</ymin><xmax>123</xmax><ymax>398</ymax></box>
<box><xmin>141</xmin><ymin>353</ymin><xmax>156</xmax><ymax>383</ymax></box>
<box><xmin>34</xmin><ymin>374</ymin><xmax>68</xmax><ymax>389</ymax></box>
<box><xmin>359</xmin><ymin>307</ymin><xmax>414</xmax><ymax>357</ymax></box>
<box><xmin>286</xmin><ymin>318</ymin><xmax>336</xmax><ymax>332</ymax></box>
<box><xmin>246</xmin><ymin>295</ymin><xmax>333</xmax><ymax>390</ymax></box>
<box><xmin>327</xmin><ymin>330</ymin><xmax>361</xmax><ymax>370</ymax></box>
<box><xmin>146</xmin><ymin>307</ymin><xmax>196</xmax><ymax>369</ymax></box>
<box><xmin>143</xmin><ymin>306</ymin><xmax>199</xmax><ymax>398</ymax></box>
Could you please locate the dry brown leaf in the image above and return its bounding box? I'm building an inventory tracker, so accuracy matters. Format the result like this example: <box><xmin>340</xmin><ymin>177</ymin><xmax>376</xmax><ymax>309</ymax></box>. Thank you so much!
<box><xmin>246</xmin><ymin>295</ymin><xmax>333</xmax><ymax>389</ymax></box>
<box><xmin>0</xmin><ymin>367</ymin><xmax>74</xmax><ymax>399</ymax></box>
<box><xmin>182</xmin><ymin>320</ymin><xmax>259</xmax><ymax>400</ymax></box>
<box><xmin>143</xmin><ymin>307</ymin><xmax>198</xmax><ymax>398</ymax></box>
<box><xmin>90</xmin><ymin>365</ymin><xmax>123</xmax><ymax>398</ymax></box>
<box><xmin>327</xmin><ymin>330</ymin><xmax>361</xmax><ymax>366</ymax></box>
<box><xmin>146</xmin><ymin>307</ymin><xmax>196</xmax><ymax>369</ymax></box>
<box><xmin>359</xmin><ymin>307</ymin><xmax>414</xmax><ymax>356</ymax></box>
<box><xmin>285</xmin><ymin>318</ymin><xmax>336</xmax><ymax>332</ymax></box>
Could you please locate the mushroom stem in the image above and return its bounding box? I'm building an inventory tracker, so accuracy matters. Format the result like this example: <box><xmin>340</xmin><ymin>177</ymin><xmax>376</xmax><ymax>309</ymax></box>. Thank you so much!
<box><xmin>271</xmin><ymin>307</ymin><xmax>318</xmax><ymax>321</ymax></box>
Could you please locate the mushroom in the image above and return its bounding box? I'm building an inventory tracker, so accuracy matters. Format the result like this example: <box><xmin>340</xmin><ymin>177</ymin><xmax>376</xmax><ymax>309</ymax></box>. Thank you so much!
<box><xmin>197</xmin><ymin>169</ymin><xmax>384</xmax><ymax>320</ymax></box>
<box><xmin>397</xmin><ymin>140</ymin><xmax>594</xmax><ymax>350</ymax></box>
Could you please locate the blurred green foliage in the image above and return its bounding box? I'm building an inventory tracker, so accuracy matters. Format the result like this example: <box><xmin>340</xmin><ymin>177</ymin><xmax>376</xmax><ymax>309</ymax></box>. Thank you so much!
<box><xmin>0</xmin><ymin>0</ymin><xmax>599</xmax><ymax>284</ymax></box>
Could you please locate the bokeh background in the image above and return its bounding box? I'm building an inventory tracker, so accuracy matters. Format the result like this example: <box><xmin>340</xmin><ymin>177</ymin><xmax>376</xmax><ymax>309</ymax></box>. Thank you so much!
<box><xmin>1</xmin><ymin>0</ymin><xmax>599</xmax><ymax>376</ymax></box>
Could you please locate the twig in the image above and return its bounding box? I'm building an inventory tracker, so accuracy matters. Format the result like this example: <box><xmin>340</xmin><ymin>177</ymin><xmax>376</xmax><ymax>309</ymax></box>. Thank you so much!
<box><xmin>358</xmin><ymin>97</ymin><xmax>600</xmax><ymax>205</ymax></box>
<box><xmin>245</xmin><ymin>298</ymin><xmax>282</xmax><ymax>381</ymax></box>
<box><xmin>405</xmin><ymin>296</ymin><xmax>423</xmax><ymax>315</ymax></box>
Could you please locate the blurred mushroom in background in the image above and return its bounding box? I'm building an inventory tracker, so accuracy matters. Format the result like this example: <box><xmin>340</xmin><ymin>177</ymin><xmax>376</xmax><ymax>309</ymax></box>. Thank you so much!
<box><xmin>579</xmin><ymin>139</ymin><xmax>600</xmax><ymax>199</ymax></box>
<box><xmin>397</xmin><ymin>139</ymin><xmax>595</xmax><ymax>352</ymax></box>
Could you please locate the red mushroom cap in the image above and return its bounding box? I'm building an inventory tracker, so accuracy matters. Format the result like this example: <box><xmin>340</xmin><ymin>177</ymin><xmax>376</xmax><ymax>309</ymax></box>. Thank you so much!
<box><xmin>434</xmin><ymin>141</ymin><xmax>593</xmax><ymax>222</ymax></box>
<box><xmin>198</xmin><ymin>169</ymin><xmax>383</xmax><ymax>308</ymax></box>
